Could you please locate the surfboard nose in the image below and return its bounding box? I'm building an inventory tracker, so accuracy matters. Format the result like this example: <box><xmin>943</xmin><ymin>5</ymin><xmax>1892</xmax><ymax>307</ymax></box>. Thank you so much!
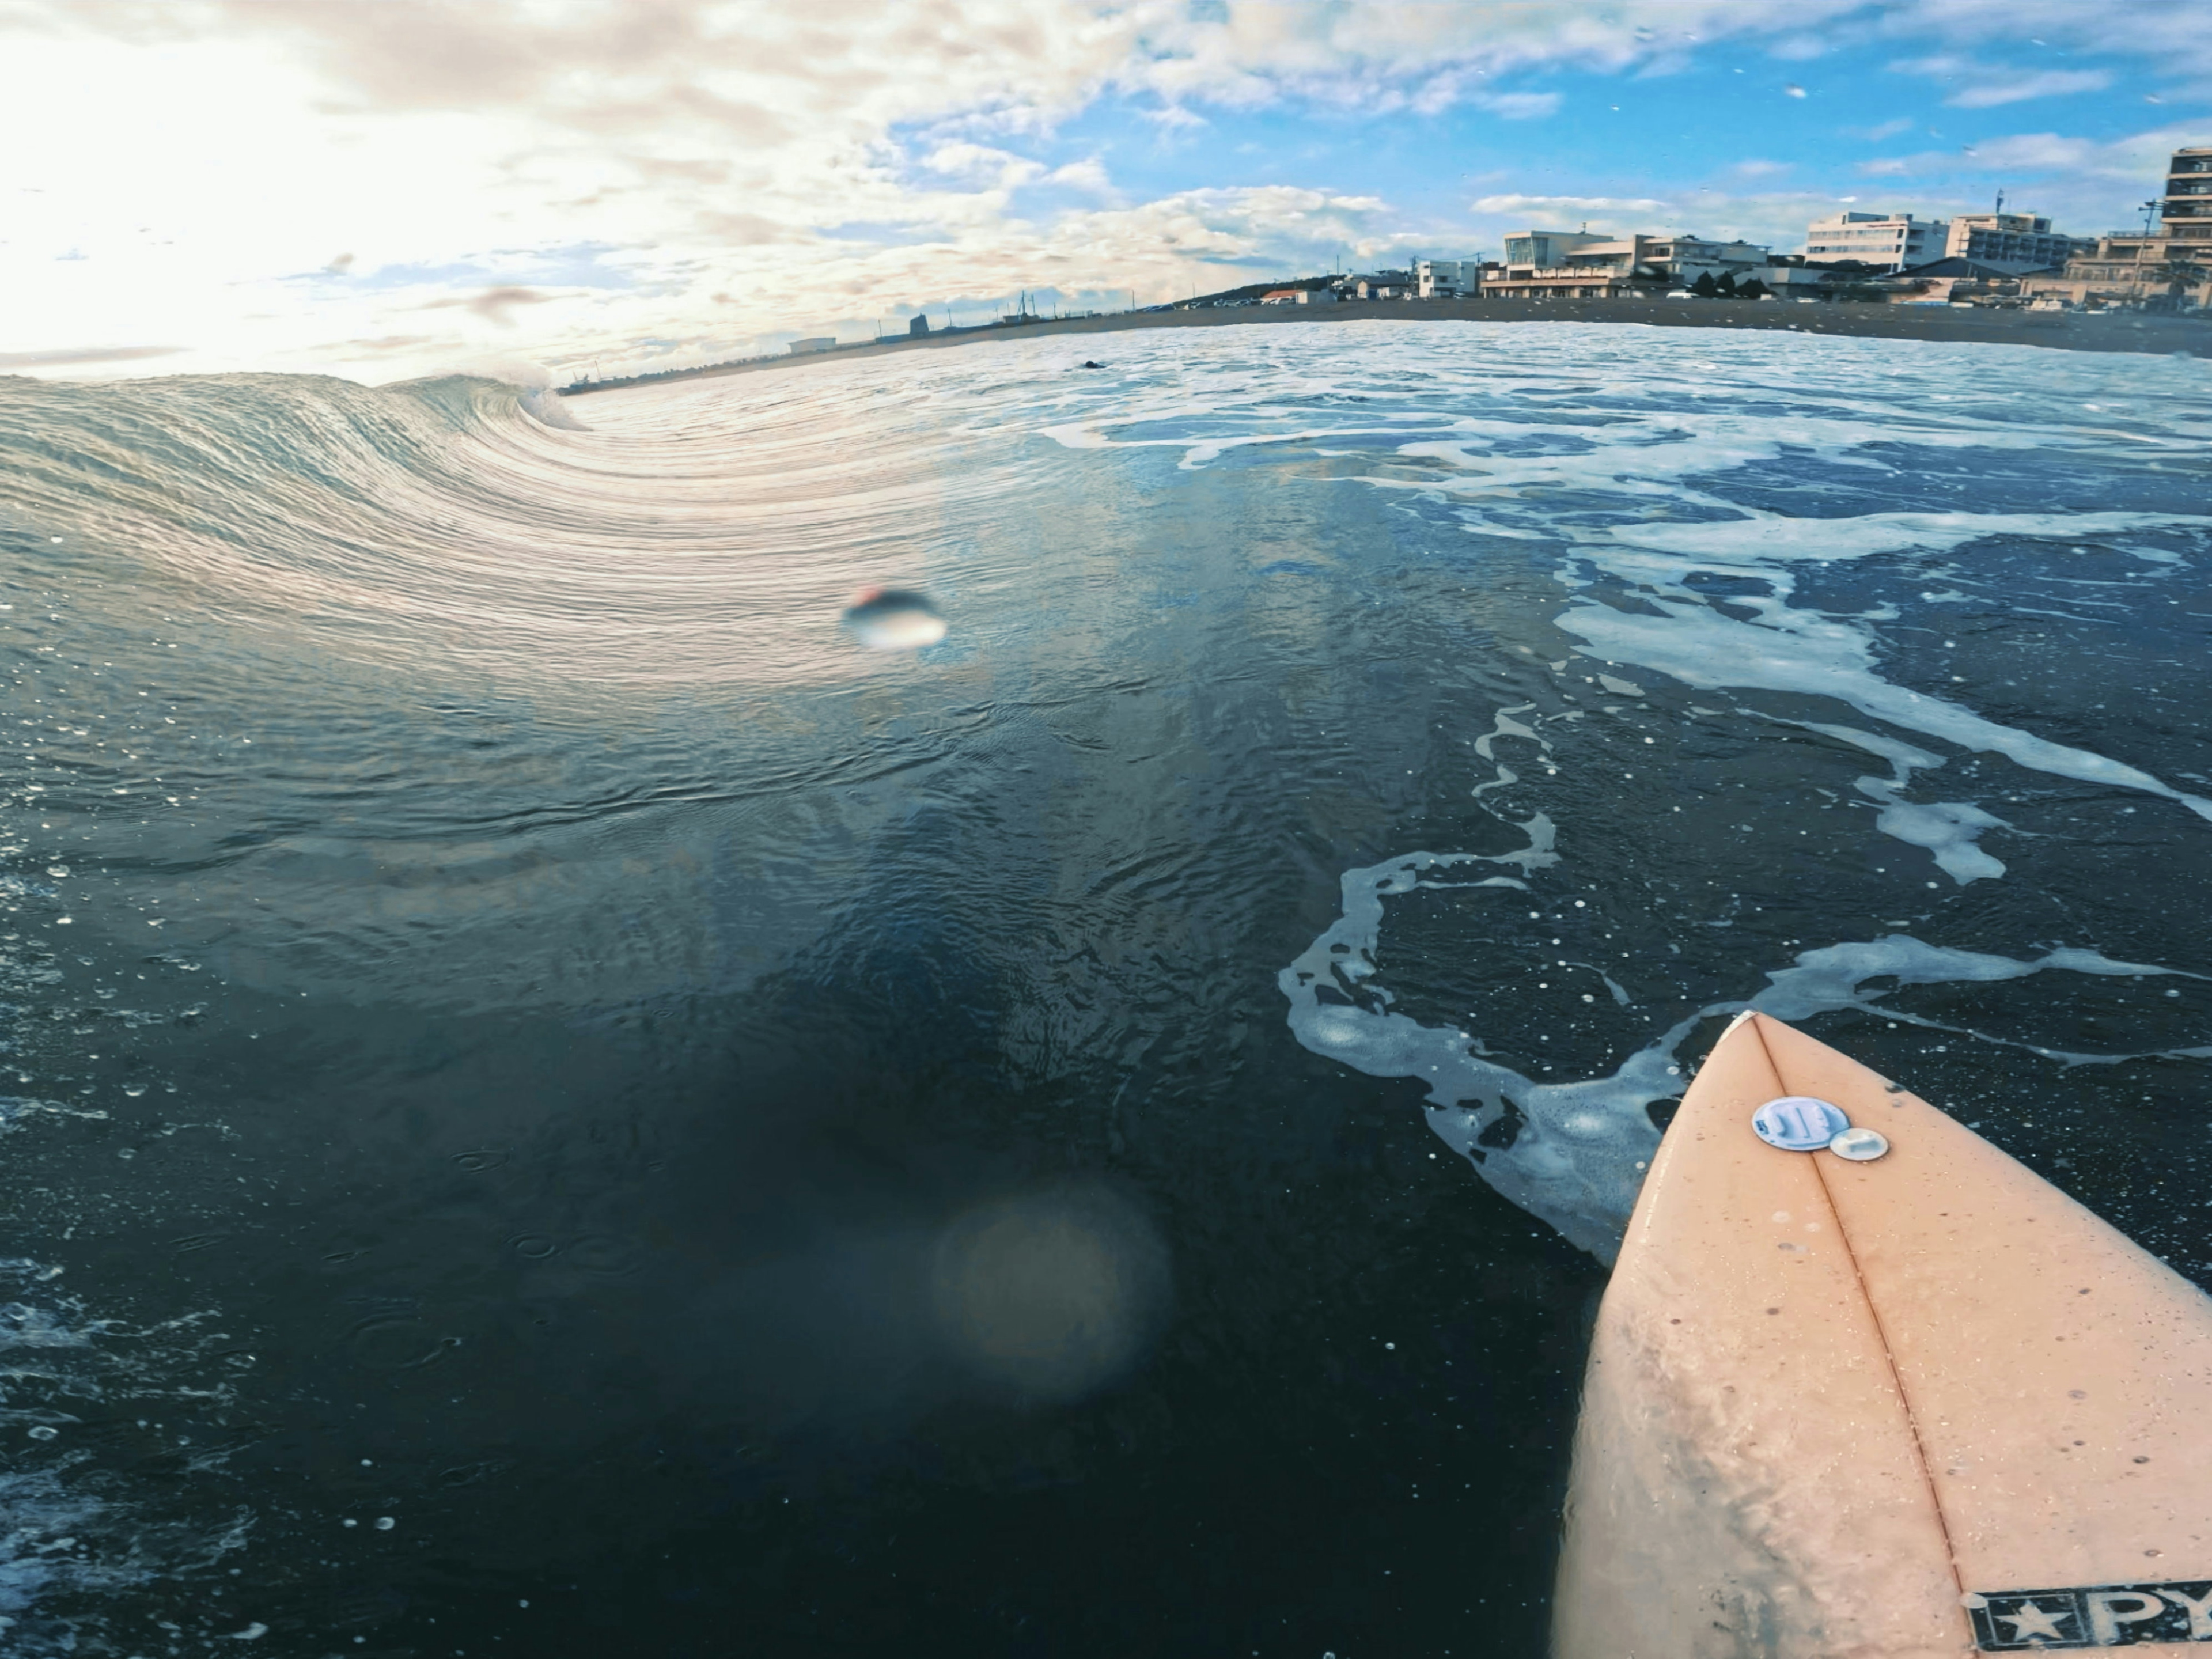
<box><xmin>1554</xmin><ymin>1012</ymin><xmax>2212</xmax><ymax>1658</ymax></box>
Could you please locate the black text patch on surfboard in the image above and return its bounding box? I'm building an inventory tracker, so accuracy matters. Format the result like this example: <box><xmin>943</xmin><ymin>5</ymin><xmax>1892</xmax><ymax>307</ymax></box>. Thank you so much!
<box><xmin>1967</xmin><ymin>1581</ymin><xmax>2212</xmax><ymax>1648</ymax></box>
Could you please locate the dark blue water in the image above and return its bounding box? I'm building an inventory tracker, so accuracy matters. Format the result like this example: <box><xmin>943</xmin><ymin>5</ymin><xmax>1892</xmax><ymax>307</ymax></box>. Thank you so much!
<box><xmin>2</xmin><ymin>322</ymin><xmax>2210</xmax><ymax>1656</ymax></box>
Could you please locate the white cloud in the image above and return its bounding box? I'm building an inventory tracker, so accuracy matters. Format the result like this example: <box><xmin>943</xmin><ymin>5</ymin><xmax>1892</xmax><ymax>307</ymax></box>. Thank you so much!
<box><xmin>1046</xmin><ymin>158</ymin><xmax>1118</xmax><ymax>196</ymax></box>
<box><xmin>1864</xmin><ymin>124</ymin><xmax>2207</xmax><ymax>183</ymax></box>
<box><xmin>1473</xmin><ymin>90</ymin><xmax>1562</xmax><ymax>120</ymax></box>
<box><xmin>922</xmin><ymin>142</ymin><xmax>1047</xmax><ymax>190</ymax></box>
<box><xmin>1732</xmin><ymin>160</ymin><xmax>1794</xmax><ymax>177</ymax></box>
<box><xmin>1471</xmin><ymin>194</ymin><xmax>1675</xmax><ymax>217</ymax></box>
<box><xmin>1891</xmin><ymin>53</ymin><xmax>2116</xmax><ymax>108</ymax></box>
<box><xmin>1143</xmin><ymin>104</ymin><xmax>1212</xmax><ymax>131</ymax></box>
<box><xmin>1948</xmin><ymin>68</ymin><xmax>2115</xmax><ymax>107</ymax></box>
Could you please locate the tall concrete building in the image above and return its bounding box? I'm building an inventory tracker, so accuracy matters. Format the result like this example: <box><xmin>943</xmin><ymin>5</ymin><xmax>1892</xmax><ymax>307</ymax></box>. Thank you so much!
<box><xmin>2024</xmin><ymin>143</ymin><xmax>2212</xmax><ymax>309</ymax></box>
<box><xmin>1803</xmin><ymin>212</ymin><xmax>1949</xmax><ymax>271</ymax></box>
<box><xmin>2162</xmin><ymin>145</ymin><xmax>2212</xmax><ymax>242</ymax></box>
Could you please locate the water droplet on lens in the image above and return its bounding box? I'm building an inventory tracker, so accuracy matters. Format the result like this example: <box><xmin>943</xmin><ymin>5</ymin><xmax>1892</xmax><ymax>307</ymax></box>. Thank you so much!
<box><xmin>46</xmin><ymin>865</ymin><xmax>67</xmax><ymax>878</ymax></box>
<box><xmin>843</xmin><ymin>588</ymin><xmax>947</xmax><ymax>650</ymax></box>
<box><xmin>28</xmin><ymin>1425</ymin><xmax>58</xmax><ymax>1441</ymax></box>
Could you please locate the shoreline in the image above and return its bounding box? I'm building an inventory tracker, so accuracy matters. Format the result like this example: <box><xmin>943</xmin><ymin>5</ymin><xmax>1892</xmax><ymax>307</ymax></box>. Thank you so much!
<box><xmin>563</xmin><ymin>296</ymin><xmax>2212</xmax><ymax>396</ymax></box>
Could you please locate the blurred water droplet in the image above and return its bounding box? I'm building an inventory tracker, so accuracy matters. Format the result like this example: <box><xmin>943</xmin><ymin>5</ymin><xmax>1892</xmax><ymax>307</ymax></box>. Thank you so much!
<box><xmin>28</xmin><ymin>1425</ymin><xmax>58</xmax><ymax>1440</ymax></box>
<box><xmin>843</xmin><ymin>588</ymin><xmax>947</xmax><ymax>650</ymax></box>
<box><xmin>930</xmin><ymin>1184</ymin><xmax>1169</xmax><ymax>1402</ymax></box>
<box><xmin>46</xmin><ymin>865</ymin><xmax>67</xmax><ymax>878</ymax></box>
<box><xmin>123</xmin><ymin>1082</ymin><xmax>147</xmax><ymax>1097</ymax></box>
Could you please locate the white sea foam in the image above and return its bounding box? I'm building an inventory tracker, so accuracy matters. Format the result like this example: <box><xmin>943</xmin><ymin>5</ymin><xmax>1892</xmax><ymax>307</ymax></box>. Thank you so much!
<box><xmin>1608</xmin><ymin>510</ymin><xmax>2210</xmax><ymax>566</ymax></box>
<box><xmin>1558</xmin><ymin>571</ymin><xmax>2212</xmax><ymax>823</ymax></box>
<box><xmin>1280</xmin><ymin>834</ymin><xmax>2204</xmax><ymax>1262</ymax></box>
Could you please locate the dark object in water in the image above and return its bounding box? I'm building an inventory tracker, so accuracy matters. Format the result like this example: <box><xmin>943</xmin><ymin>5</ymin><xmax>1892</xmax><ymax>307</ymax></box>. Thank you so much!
<box><xmin>1080</xmin><ymin>361</ymin><xmax>1104</xmax><ymax>369</ymax></box>
<box><xmin>842</xmin><ymin>587</ymin><xmax>948</xmax><ymax>650</ymax></box>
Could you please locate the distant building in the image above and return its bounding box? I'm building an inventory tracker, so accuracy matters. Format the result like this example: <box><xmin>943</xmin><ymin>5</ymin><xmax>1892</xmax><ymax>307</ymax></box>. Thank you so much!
<box><xmin>1501</xmin><ymin>232</ymin><xmax>1608</xmax><ymax>268</ymax></box>
<box><xmin>908</xmin><ymin>316</ymin><xmax>930</xmax><ymax>336</ymax></box>
<box><xmin>1260</xmin><ymin>287</ymin><xmax>1336</xmax><ymax>304</ymax></box>
<box><xmin>1486</xmin><ymin>232</ymin><xmax>1633</xmax><ymax>298</ymax></box>
<box><xmin>1804</xmin><ymin>212</ymin><xmax>1949</xmax><ymax>272</ymax></box>
<box><xmin>787</xmin><ymin>336</ymin><xmax>836</xmax><ymax>354</ymax></box>
<box><xmin>1938</xmin><ymin>213</ymin><xmax>2088</xmax><ymax>273</ymax></box>
<box><xmin>2022</xmin><ymin>143</ymin><xmax>2212</xmax><ymax>310</ymax></box>
<box><xmin>1413</xmin><ymin>259</ymin><xmax>1479</xmax><ymax>297</ymax></box>
<box><xmin>2166</xmin><ymin>144</ymin><xmax>2212</xmax><ymax>240</ymax></box>
<box><xmin>1338</xmin><ymin>268</ymin><xmax>1412</xmax><ymax>300</ymax></box>
<box><xmin>1861</xmin><ymin>257</ymin><xmax>2037</xmax><ymax>305</ymax></box>
<box><xmin>1742</xmin><ymin>261</ymin><xmax>1833</xmax><ymax>297</ymax></box>
<box><xmin>1483</xmin><ymin>230</ymin><xmax>1770</xmax><ymax>298</ymax></box>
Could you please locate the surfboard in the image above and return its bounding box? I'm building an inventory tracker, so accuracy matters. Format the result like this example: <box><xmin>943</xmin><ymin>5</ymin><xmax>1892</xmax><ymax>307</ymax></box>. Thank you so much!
<box><xmin>1553</xmin><ymin>1012</ymin><xmax>2212</xmax><ymax>1656</ymax></box>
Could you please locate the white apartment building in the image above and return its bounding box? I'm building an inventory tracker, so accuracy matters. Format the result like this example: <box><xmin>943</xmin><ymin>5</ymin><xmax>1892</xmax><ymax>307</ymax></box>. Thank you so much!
<box><xmin>1804</xmin><ymin>213</ymin><xmax>1949</xmax><ymax>271</ymax></box>
<box><xmin>1413</xmin><ymin>259</ymin><xmax>1479</xmax><ymax>297</ymax></box>
<box><xmin>1940</xmin><ymin>213</ymin><xmax>2088</xmax><ymax>272</ymax></box>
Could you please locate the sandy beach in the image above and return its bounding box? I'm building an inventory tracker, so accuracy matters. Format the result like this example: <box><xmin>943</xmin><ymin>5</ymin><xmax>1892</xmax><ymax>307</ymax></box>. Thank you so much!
<box><xmin>565</xmin><ymin>294</ymin><xmax>2212</xmax><ymax>396</ymax></box>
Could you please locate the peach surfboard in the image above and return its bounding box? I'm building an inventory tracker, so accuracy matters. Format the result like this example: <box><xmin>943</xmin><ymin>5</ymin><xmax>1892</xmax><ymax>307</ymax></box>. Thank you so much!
<box><xmin>1554</xmin><ymin>1012</ymin><xmax>2212</xmax><ymax>1656</ymax></box>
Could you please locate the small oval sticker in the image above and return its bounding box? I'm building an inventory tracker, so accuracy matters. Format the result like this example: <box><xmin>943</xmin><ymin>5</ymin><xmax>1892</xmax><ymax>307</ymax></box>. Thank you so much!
<box><xmin>1752</xmin><ymin>1096</ymin><xmax>1850</xmax><ymax>1152</ymax></box>
<box><xmin>1828</xmin><ymin>1126</ymin><xmax>1890</xmax><ymax>1162</ymax></box>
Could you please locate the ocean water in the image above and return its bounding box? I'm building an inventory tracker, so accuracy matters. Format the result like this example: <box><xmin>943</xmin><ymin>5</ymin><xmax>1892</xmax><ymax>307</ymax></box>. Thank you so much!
<box><xmin>2</xmin><ymin>319</ymin><xmax>2210</xmax><ymax>1656</ymax></box>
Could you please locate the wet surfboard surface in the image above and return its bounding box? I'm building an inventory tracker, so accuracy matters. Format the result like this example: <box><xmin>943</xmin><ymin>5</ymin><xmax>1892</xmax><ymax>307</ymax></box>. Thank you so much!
<box><xmin>1553</xmin><ymin>1013</ymin><xmax>2212</xmax><ymax>1657</ymax></box>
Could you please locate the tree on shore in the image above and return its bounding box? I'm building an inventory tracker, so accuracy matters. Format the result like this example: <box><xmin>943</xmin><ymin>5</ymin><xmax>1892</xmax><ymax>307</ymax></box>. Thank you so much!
<box><xmin>1736</xmin><ymin>277</ymin><xmax>1769</xmax><ymax>300</ymax></box>
<box><xmin>1715</xmin><ymin>271</ymin><xmax>1739</xmax><ymax>297</ymax></box>
<box><xmin>1691</xmin><ymin>271</ymin><xmax>1720</xmax><ymax>298</ymax></box>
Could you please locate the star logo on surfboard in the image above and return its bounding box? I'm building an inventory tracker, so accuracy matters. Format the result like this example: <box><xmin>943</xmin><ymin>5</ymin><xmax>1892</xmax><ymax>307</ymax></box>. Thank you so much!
<box><xmin>1994</xmin><ymin>1599</ymin><xmax>2072</xmax><ymax>1643</ymax></box>
<box><xmin>1965</xmin><ymin>1578</ymin><xmax>2212</xmax><ymax>1648</ymax></box>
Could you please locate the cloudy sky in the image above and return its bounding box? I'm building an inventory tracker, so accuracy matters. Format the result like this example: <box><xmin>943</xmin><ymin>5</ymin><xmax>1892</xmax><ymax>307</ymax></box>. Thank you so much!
<box><xmin>4</xmin><ymin>0</ymin><xmax>2208</xmax><ymax>385</ymax></box>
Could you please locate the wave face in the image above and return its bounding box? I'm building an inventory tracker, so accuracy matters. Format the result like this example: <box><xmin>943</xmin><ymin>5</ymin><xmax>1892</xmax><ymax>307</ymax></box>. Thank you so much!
<box><xmin>3</xmin><ymin>324</ymin><xmax>2212</xmax><ymax>1653</ymax></box>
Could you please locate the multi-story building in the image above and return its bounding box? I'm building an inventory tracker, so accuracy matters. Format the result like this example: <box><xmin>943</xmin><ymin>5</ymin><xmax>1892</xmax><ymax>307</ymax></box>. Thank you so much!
<box><xmin>1500</xmin><ymin>231</ymin><xmax>1609</xmax><ymax>269</ymax></box>
<box><xmin>1483</xmin><ymin>231</ymin><xmax>1770</xmax><ymax>298</ymax></box>
<box><xmin>1412</xmin><ymin>259</ymin><xmax>1479</xmax><ymax>297</ymax></box>
<box><xmin>2161</xmin><ymin>145</ymin><xmax>2212</xmax><ymax>244</ymax></box>
<box><xmin>1938</xmin><ymin>213</ymin><xmax>2089</xmax><ymax>272</ymax></box>
<box><xmin>1803</xmin><ymin>212</ymin><xmax>1949</xmax><ymax>271</ymax></box>
<box><xmin>2022</xmin><ymin>144</ymin><xmax>2212</xmax><ymax>310</ymax></box>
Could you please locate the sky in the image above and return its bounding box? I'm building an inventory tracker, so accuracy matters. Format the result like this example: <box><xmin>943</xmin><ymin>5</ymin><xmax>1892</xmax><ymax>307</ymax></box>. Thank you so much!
<box><xmin>3</xmin><ymin>0</ymin><xmax>2209</xmax><ymax>386</ymax></box>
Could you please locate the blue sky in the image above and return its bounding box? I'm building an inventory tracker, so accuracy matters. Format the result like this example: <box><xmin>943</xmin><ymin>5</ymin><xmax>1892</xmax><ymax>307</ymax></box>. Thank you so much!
<box><xmin>1</xmin><ymin>1</ymin><xmax>2206</xmax><ymax>382</ymax></box>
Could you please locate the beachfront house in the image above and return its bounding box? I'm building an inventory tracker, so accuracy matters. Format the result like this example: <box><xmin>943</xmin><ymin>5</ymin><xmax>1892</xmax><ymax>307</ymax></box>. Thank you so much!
<box><xmin>787</xmin><ymin>336</ymin><xmax>836</xmax><ymax>354</ymax></box>
<box><xmin>1339</xmin><ymin>269</ymin><xmax>1412</xmax><ymax>300</ymax></box>
<box><xmin>1482</xmin><ymin>231</ymin><xmax>1771</xmax><ymax>298</ymax></box>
